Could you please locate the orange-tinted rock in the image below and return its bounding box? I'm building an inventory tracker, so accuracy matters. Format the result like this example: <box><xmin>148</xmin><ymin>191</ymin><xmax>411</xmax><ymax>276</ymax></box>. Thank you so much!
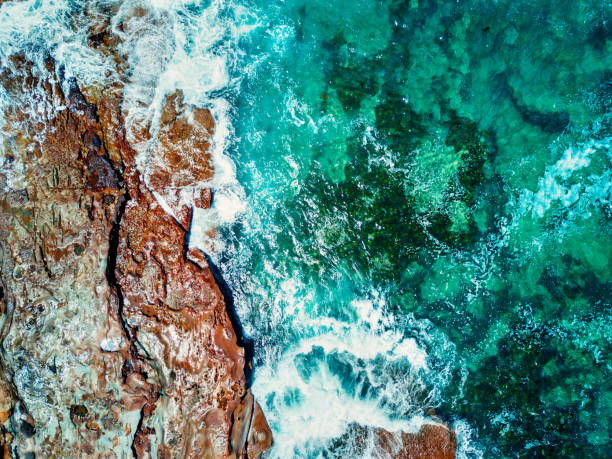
<box><xmin>0</xmin><ymin>377</ymin><xmax>15</xmax><ymax>456</ymax></box>
<box><xmin>152</xmin><ymin>90</ymin><xmax>215</xmax><ymax>190</ymax></box>
<box><xmin>230</xmin><ymin>391</ymin><xmax>254</xmax><ymax>458</ymax></box>
<box><xmin>0</xmin><ymin>52</ymin><xmax>271</xmax><ymax>458</ymax></box>
<box><xmin>230</xmin><ymin>390</ymin><xmax>273</xmax><ymax>459</ymax></box>
<box><xmin>115</xmin><ymin>176</ymin><xmax>247</xmax><ymax>457</ymax></box>
<box><xmin>247</xmin><ymin>400</ymin><xmax>274</xmax><ymax>459</ymax></box>
<box><xmin>0</xmin><ymin>58</ymin><xmax>144</xmax><ymax>457</ymax></box>
<box><xmin>145</xmin><ymin>90</ymin><xmax>216</xmax><ymax>228</ymax></box>
<box><xmin>375</xmin><ymin>423</ymin><xmax>457</xmax><ymax>459</ymax></box>
<box><xmin>334</xmin><ymin>420</ymin><xmax>457</xmax><ymax>459</ymax></box>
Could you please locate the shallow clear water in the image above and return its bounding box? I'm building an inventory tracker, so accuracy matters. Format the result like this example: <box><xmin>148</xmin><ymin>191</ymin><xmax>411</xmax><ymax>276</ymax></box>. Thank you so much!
<box><xmin>217</xmin><ymin>1</ymin><xmax>612</xmax><ymax>456</ymax></box>
<box><xmin>1</xmin><ymin>0</ymin><xmax>611</xmax><ymax>457</ymax></box>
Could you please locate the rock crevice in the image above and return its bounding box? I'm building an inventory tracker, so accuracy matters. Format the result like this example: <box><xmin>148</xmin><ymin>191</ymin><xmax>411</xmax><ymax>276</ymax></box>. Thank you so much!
<box><xmin>0</xmin><ymin>54</ymin><xmax>271</xmax><ymax>458</ymax></box>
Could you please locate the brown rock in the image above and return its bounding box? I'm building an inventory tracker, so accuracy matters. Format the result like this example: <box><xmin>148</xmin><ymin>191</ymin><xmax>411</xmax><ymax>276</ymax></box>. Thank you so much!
<box><xmin>145</xmin><ymin>90</ymin><xmax>215</xmax><ymax>229</ymax></box>
<box><xmin>0</xmin><ymin>382</ymin><xmax>13</xmax><ymax>424</ymax></box>
<box><xmin>334</xmin><ymin>419</ymin><xmax>457</xmax><ymax>459</ymax></box>
<box><xmin>115</xmin><ymin>171</ymin><xmax>247</xmax><ymax>457</ymax></box>
<box><xmin>229</xmin><ymin>390</ymin><xmax>273</xmax><ymax>459</ymax></box>
<box><xmin>0</xmin><ymin>52</ymin><xmax>271</xmax><ymax>458</ymax></box>
<box><xmin>0</xmin><ymin>56</ymin><xmax>142</xmax><ymax>457</ymax></box>
<box><xmin>375</xmin><ymin>422</ymin><xmax>457</xmax><ymax>459</ymax></box>
<box><xmin>247</xmin><ymin>400</ymin><xmax>274</xmax><ymax>459</ymax></box>
<box><xmin>230</xmin><ymin>391</ymin><xmax>254</xmax><ymax>458</ymax></box>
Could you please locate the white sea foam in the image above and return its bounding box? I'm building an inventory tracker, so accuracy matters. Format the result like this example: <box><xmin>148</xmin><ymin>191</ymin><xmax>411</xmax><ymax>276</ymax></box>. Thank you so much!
<box><xmin>0</xmin><ymin>0</ymin><xmax>117</xmax><ymax>86</ymax></box>
<box><xmin>517</xmin><ymin>138</ymin><xmax>611</xmax><ymax>219</ymax></box>
<box><xmin>107</xmin><ymin>0</ymin><xmax>260</xmax><ymax>247</ymax></box>
<box><xmin>454</xmin><ymin>418</ymin><xmax>484</xmax><ymax>459</ymax></box>
<box><xmin>250</xmin><ymin>282</ymin><xmax>448</xmax><ymax>457</ymax></box>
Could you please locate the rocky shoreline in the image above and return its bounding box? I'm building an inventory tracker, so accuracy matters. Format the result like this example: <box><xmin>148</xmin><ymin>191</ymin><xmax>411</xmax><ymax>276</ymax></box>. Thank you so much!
<box><xmin>0</xmin><ymin>2</ymin><xmax>457</xmax><ymax>458</ymax></box>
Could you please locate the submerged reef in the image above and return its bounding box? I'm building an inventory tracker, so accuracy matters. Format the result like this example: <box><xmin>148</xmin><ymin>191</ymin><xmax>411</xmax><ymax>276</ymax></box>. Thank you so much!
<box><xmin>230</xmin><ymin>0</ymin><xmax>611</xmax><ymax>456</ymax></box>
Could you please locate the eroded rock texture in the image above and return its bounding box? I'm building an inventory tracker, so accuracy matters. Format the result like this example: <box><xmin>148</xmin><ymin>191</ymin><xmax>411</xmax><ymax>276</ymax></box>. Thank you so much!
<box><xmin>375</xmin><ymin>423</ymin><xmax>457</xmax><ymax>459</ymax></box>
<box><xmin>335</xmin><ymin>421</ymin><xmax>457</xmax><ymax>459</ymax></box>
<box><xmin>0</xmin><ymin>54</ymin><xmax>271</xmax><ymax>458</ymax></box>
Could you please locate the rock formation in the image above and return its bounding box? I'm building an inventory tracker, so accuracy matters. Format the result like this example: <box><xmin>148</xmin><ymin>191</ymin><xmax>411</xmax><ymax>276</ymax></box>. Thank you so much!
<box><xmin>333</xmin><ymin>419</ymin><xmax>457</xmax><ymax>459</ymax></box>
<box><xmin>0</xmin><ymin>51</ymin><xmax>271</xmax><ymax>457</ymax></box>
<box><xmin>374</xmin><ymin>423</ymin><xmax>457</xmax><ymax>459</ymax></box>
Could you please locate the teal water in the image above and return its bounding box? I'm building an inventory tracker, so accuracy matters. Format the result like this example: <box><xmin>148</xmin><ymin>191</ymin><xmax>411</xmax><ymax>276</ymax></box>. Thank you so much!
<box><xmin>215</xmin><ymin>0</ymin><xmax>612</xmax><ymax>456</ymax></box>
<box><xmin>0</xmin><ymin>0</ymin><xmax>610</xmax><ymax>457</ymax></box>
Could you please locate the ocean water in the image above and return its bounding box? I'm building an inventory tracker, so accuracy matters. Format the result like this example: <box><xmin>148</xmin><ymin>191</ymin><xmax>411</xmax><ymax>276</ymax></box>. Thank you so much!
<box><xmin>1</xmin><ymin>0</ymin><xmax>611</xmax><ymax>457</ymax></box>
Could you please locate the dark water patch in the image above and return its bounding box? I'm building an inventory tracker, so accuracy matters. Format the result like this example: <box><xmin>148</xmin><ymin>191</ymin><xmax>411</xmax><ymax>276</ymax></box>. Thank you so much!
<box><xmin>325</xmin><ymin>41</ymin><xmax>380</xmax><ymax>113</ymax></box>
<box><xmin>502</xmin><ymin>77</ymin><xmax>570</xmax><ymax>134</ymax></box>
<box><xmin>446</xmin><ymin>310</ymin><xmax>610</xmax><ymax>458</ymax></box>
<box><xmin>286</xmin><ymin>137</ymin><xmax>426</xmax><ymax>282</ymax></box>
<box><xmin>375</xmin><ymin>91</ymin><xmax>426</xmax><ymax>153</ymax></box>
<box><xmin>587</xmin><ymin>20</ymin><xmax>612</xmax><ymax>52</ymax></box>
<box><xmin>444</xmin><ymin>111</ymin><xmax>491</xmax><ymax>206</ymax></box>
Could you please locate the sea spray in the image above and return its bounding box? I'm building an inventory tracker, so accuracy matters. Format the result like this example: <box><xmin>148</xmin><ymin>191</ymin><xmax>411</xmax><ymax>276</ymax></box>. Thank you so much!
<box><xmin>111</xmin><ymin>0</ymin><xmax>257</xmax><ymax>238</ymax></box>
<box><xmin>250</xmin><ymin>294</ymin><xmax>451</xmax><ymax>458</ymax></box>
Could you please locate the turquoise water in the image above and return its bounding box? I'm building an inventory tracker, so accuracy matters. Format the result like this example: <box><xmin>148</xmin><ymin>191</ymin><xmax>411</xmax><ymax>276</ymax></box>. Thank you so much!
<box><xmin>216</xmin><ymin>0</ymin><xmax>612</xmax><ymax>456</ymax></box>
<box><xmin>0</xmin><ymin>0</ymin><xmax>610</xmax><ymax>457</ymax></box>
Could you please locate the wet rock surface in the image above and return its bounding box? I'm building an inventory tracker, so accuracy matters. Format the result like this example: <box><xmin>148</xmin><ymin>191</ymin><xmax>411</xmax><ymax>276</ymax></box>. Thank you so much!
<box><xmin>375</xmin><ymin>423</ymin><xmax>458</xmax><ymax>459</ymax></box>
<box><xmin>0</xmin><ymin>56</ymin><xmax>133</xmax><ymax>457</ymax></box>
<box><xmin>0</xmin><ymin>52</ymin><xmax>271</xmax><ymax>458</ymax></box>
<box><xmin>333</xmin><ymin>421</ymin><xmax>457</xmax><ymax>459</ymax></box>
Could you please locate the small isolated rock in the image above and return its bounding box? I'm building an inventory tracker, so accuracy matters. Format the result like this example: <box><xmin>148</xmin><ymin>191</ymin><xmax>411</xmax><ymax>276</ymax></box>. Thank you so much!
<box><xmin>99</xmin><ymin>338</ymin><xmax>120</xmax><ymax>352</ymax></box>
<box><xmin>247</xmin><ymin>401</ymin><xmax>273</xmax><ymax>459</ymax></box>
